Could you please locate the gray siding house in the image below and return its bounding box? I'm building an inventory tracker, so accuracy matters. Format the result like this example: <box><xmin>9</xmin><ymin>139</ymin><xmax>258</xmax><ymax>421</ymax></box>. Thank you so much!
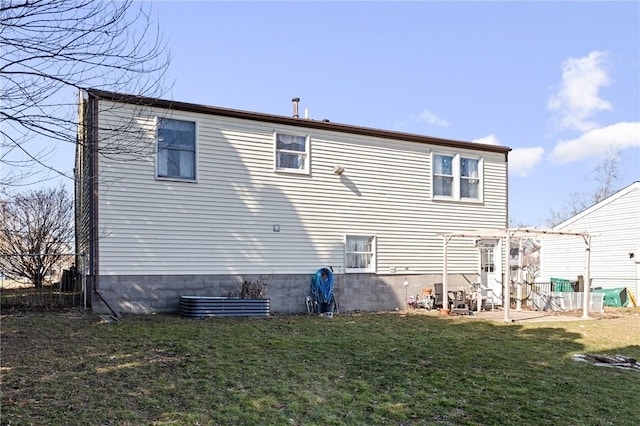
<box><xmin>75</xmin><ymin>89</ymin><xmax>511</xmax><ymax>314</ymax></box>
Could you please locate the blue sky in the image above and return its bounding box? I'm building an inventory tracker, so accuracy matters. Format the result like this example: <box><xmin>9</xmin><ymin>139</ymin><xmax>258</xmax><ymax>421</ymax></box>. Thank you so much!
<box><xmin>8</xmin><ymin>1</ymin><xmax>640</xmax><ymax>226</ymax></box>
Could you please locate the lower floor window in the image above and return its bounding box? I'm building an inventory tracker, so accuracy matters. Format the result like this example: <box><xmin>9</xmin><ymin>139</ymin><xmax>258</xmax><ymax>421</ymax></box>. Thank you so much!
<box><xmin>345</xmin><ymin>235</ymin><xmax>376</xmax><ymax>273</ymax></box>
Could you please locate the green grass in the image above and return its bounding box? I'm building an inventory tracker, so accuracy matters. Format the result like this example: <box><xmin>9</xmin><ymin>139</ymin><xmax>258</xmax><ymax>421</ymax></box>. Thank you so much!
<box><xmin>2</xmin><ymin>309</ymin><xmax>639</xmax><ymax>425</ymax></box>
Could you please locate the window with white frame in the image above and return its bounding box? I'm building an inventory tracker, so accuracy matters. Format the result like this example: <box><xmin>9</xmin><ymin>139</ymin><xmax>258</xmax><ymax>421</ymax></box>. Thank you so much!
<box><xmin>460</xmin><ymin>157</ymin><xmax>480</xmax><ymax>199</ymax></box>
<box><xmin>274</xmin><ymin>132</ymin><xmax>309</xmax><ymax>173</ymax></box>
<box><xmin>481</xmin><ymin>245</ymin><xmax>495</xmax><ymax>272</ymax></box>
<box><xmin>345</xmin><ymin>235</ymin><xmax>376</xmax><ymax>273</ymax></box>
<box><xmin>432</xmin><ymin>153</ymin><xmax>482</xmax><ymax>201</ymax></box>
<box><xmin>433</xmin><ymin>154</ymin><xmax>454</xmax><ymax>197</ymax></box>
<box><xmin>157</xmin><ymin>118</ymin><xmax>196</xmax><ymax>180</ymax></box>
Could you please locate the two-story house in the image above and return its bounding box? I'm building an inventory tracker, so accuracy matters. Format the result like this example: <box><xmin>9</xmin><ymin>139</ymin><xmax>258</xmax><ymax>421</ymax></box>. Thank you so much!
<box><xmin>75</xmin><ymin>89</ymin><xmax>511</xmax><ymax>314</ymax></box>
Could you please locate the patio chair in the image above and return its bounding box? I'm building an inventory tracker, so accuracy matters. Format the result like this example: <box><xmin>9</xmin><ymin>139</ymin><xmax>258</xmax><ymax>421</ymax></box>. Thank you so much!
<box><xmin>433</xmin><ymin>283</ymin><xmax>444</xmax><ymax>308</ymax></box>
<box><xmin>449</xmin><ymin>289</ymin><xmax>470</xmax><ymax>315</ymax></box>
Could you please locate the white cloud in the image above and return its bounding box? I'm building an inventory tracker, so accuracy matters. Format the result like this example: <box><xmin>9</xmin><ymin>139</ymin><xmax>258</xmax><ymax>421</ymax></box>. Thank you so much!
<box><xmin>412</xmin><ymin>109</ymin><xmax>449</xmax><ymax>127</ymax></box>
<box><xmin>472</xmin><ymin>134</ymin><xmax>500</xmax><ymax>145</ymax></box>
<box><xmin>548</xmin><ymin>51</ymin><xmax>612</xmax><ymax>132</ymax></box>
<box><xmin>509</xmin><ymin>147</ymin><xmax>545</xmax><ymax>177</ymax></box>
<box><xmin>550</xmin><ymin>121</ymin><xmax>640</xmax><ymax>163</ymax></box>
<box><xmin>471</xmin><ymin>134</ymin><xmax>543</xmax><ymax>177</ymax></box>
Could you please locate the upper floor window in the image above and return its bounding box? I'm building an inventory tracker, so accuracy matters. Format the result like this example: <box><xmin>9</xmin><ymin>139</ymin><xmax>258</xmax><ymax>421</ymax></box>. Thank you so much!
<box><xmin>432</xmin><ymin>153</ymin><xmax>482</xmax><ymax>201</ymax></box>
<box><xmin>274</xmin><ymin>132</ymin><xmax>309</xmax><ymax>173</ymax></box>
<box><xmin>345</xmin><ymin>235</ymin><xmax>376</xmax><ymax>273</ymax></box>
<box><xmin>460</xmin><ymin>158</ymin><xmax>480</xmax><ymax>199</ymax></box>
<box><xmin>157</xmin><ymin>118</ymin><xmax>196</xmax><ymax>181</ymax></box>
<box><xmin>433</xmin><ymin>154</ymin><xmax>454</xmax><ymax>197</ymax></box>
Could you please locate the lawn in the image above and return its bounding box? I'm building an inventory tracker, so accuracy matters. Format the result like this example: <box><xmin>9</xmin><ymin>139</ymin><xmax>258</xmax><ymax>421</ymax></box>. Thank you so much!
<box><xmin>1</xmin><ymin>309</ymin><xmax>639</xmax><ymax>425</ymax></box>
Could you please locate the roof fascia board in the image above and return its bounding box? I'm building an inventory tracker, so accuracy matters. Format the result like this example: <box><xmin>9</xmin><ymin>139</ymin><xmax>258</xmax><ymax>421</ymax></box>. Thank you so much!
<box><xmin>85</xmin><ymin>89</ymin><xmax>511</xmax><ymax>155</ymax></box>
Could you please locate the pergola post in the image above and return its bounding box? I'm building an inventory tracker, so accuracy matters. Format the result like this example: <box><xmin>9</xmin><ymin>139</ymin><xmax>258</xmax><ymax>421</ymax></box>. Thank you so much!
<box><xmin>503</xmin><ymin>230</ymin><xmax>511</xmax><ymax>322</ymax></box>
<box><xmin>582</xmin><ymin>235</ymin><xmax>592</xmax><ymax>319</ymax></box>
<box><xmin>442</xmin><ymin>235</ymin><xmax>449</xmax><ymax>310</ymax></box>
<box><xmin>516</xmin><ymin>238</ymin><xmax>524</xmax><ymax>311</ymax></box>
<box><xmin>438</xmin><ymin>227</ymin><xmax>591</xmax><ymax>321</ymax></box>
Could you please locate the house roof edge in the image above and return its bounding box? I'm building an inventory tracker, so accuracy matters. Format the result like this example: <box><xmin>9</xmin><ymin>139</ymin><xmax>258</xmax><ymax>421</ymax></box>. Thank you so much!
<box><xmin>554</xmin><ymin>181</ymin><xmax>640</xmax><ymax>230</ymax></box>
<box><xmin>84</xmin><ymin>89</ymin><xmax>512</xmax><ymax>154</ymax></box>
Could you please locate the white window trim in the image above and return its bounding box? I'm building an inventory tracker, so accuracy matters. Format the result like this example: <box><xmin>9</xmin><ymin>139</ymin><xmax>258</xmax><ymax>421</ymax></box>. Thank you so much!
<box><xmin>155</xmin><ymin>116</ymin><xmax>198</xmax><ymax>183</ymax></box>
<box><xmin>431</xmin><ymin>152</ymin><xmax>483</xmax><ymax>202</ymax></box>
<box><xmin>460</xmin><ymin>156</ymin><xmax>483</xmax><ymax>201</ymax></box>
<box><xmin>344</xmin><ymin>234</ymin><xmax>377</xmax><ymax>274</ymax></box>
<box><xmin>273</xmin><ymin>131</ymin><xmax>310</xmax><ymax>175</ymax></box>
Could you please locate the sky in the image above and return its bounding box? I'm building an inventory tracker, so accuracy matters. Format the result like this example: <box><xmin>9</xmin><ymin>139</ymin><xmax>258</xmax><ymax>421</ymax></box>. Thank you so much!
<box><xmin>6</xmin><ymin>1</ymin><xmax>640</xmax><ymax>227</ymax></box>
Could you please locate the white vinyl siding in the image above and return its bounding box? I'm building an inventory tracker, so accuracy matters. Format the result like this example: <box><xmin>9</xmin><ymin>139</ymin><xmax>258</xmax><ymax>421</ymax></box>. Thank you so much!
<box><xmin>95</xmin><ymin>100</ymin><xmax>508</xmax><ymax>276</ymax></box>
<box><xmin>539</xmin><ymin>183</ymin><xmax>640</xmax><ymax>293</ymax></box>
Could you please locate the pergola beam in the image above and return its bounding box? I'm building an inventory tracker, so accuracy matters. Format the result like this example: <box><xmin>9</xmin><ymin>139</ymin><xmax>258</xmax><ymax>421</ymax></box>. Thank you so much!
<box><xmin>439</xmin><ymin>227</ymin><xmax>593</xmax><ymax>322</ymax></box>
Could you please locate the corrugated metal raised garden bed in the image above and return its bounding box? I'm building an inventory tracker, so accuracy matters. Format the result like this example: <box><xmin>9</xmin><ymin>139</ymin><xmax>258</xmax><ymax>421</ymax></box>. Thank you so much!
<box><xmin>178</xmin><ymin>296</ymin><xmax>270</xmax><ymax>318</ymax></box>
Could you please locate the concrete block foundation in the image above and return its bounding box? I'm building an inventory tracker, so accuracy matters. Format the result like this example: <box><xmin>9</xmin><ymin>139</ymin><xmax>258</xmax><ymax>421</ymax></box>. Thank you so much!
<box><xmin>90</xmin><ymin>272</ymin><xmax>477</xmax><ymax>315</ymax></box>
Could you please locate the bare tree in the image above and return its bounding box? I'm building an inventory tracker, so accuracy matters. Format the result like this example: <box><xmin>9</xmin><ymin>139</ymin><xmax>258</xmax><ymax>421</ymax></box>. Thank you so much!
<box><xmin>0</xmin><ymin>0</ymin><xmax>169</xmax><ymax>186</ymax></box>
<box><xmin>521</xmin><ymin>239</ymin><xmax>540</xmax><ymax>283</ymax></box>
<box><xmin>546</xmin><ymin>145</ymin><xmax>621</xmax><ymax>227</ymax></box>
<box><xmin>0</xmin><ymin>185</ymin><xmax>74</xmax><ymax>287</ymax></box>
<box><xmin>590</xmin><ymin>145</ymin><xmax>621</xmax><ymax>205</ymax></box>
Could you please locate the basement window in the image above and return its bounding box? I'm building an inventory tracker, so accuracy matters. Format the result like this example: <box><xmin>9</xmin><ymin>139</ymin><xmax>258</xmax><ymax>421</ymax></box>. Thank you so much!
<box><xmin>345</xmin><ymin>235</ymin><xmax>376</xmax><ymax>273</ymax></box>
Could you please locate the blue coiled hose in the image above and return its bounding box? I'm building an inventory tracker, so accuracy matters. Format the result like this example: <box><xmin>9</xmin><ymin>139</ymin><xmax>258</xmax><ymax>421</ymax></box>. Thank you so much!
<box><xmin>311</xmin><ymin>267</ymin><xmax>334</xmax><ymax>305</ymax></box>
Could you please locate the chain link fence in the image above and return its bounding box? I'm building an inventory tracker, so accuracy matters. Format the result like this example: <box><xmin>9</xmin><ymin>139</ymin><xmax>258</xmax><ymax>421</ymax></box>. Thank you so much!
<box><xmin>0</xmin><ymin>253</ymin><xmax>86</xmax><ymax>311</ymax></box>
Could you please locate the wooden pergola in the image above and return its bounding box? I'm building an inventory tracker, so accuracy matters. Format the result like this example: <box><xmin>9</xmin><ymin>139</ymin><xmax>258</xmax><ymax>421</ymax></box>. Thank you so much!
<box><xmin>439</xmin><ymin>227</ymin><xmax>593</xmax><ymax>322</ymax></box>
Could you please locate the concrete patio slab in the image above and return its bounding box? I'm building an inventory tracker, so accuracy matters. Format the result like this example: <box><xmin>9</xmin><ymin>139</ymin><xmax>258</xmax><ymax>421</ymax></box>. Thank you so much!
<box><xmin>455</xmin><ymin>309</ymin><xmax>594</xmax><ymax>323</ymax></box>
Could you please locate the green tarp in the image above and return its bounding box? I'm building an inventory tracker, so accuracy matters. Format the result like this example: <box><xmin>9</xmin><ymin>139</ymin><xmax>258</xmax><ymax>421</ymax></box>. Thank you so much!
<box><xmin>591</xmin><ymin>288</ymin><xmax>629</xmax><ymax>307</ymax></box>
<box><xmin>551</xmin><ymin>278</ymin><xmax>573</xmax><ymax>292</ymax></box>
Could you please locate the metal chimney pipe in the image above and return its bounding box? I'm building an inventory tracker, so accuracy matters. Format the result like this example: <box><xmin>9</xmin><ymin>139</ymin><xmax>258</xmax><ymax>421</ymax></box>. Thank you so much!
<box><xmin>292</xmin><ymin>97</ymin><xmax>300</xmax><ymax>118</ymax></box>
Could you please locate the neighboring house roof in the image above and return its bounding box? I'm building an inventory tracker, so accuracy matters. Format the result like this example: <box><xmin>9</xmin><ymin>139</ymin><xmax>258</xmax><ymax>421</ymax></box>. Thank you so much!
<box><xmin>554</xmin><ymin>181</ymin><xmax>640</xmax><ymax>230</ymax></box>
<box><xmin>84</xmin><ymin>89</ymin><xmax>511</xmax><ymax>155</ymax></box>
